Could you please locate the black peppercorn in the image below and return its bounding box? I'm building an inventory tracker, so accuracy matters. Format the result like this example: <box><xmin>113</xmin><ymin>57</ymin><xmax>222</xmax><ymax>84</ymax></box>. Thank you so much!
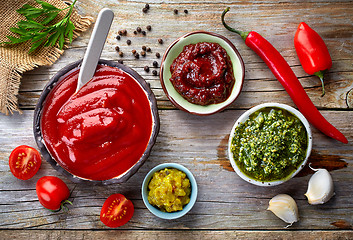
<box><xmin>142</xmin><ymin>45</ymin><xmax>147</xmax><ymax>51</ymax></box>
<box><xmin>155</xmin><ymin>52</ymin><xmax>160</xmax><ymax>58</ymax></box>
<box><xmin>146</xmin><ymin>25</ymin><xmax>152</xmax><ymax>31</ymax></box>
<box><xmin>134</xmin><ymin>53</ymin><xmax>139</xmax><ymax>59</ymax></box>
<box><xmin>146</xmin><ymin>47</ymin><xmax>151</xmax><ymax>52</ymax></box>
<box><xmin>184</xmin><ymin>9</ymin><xmax>188</xmax><ymax>14</ymax></box>
<box><xmin>122</xmin><ymin>29</ymin><xmax>127</xmax><ymax>35</ymax></box>
<box><xmin>133</xmin><ymin>30</ymin><xmax>137</xmax><ymax>35</ymax></box>
<box><xmin>132</xmin><ymin>49</ymin><xmax>136</xmax><ymax>54</ymax></box>
<box><xmin>158</xmin><ymin>38</ymin><xmax>163</xmax><ymax>44</ymax></box>
<box><xmin>144</xmin><ymin>66</ymin><xmax>150</xmax><ymax>72</ymax></box>
<box><xmin>116</xmin><ymin>35</ymin><xmax>121</xmax><ymax>40</ymax></box>
<box><xmin>141</xmin><ymin>51</ymin><xmax>146</xmax><ymax>57</ymax></box>
<box><xmin>119</xmin><ymin>51</ymin><xmax>124</xmax><ymax>57</ymax></box>
<box><xmin>152</xmin><ymin>70</ymin><xmax>158</xmax><ymax>76</ymax></box>
<box><xmin>118</xmin><ymin>60</ymin><xmax>123</xmax><ymax>64</ymax></box>
<box><xmin>126</xmin><ymin>39</ymin><xmax>131</xmax><ymax>45</ymax></box>
<box><xmin>174</xmin><ymin>9</ymin><xmax>178</xmax><ymax>14</ymax></box>
<box><xmin>115</xmin><ymin>46</ymin><xmax>120</xmax><ymax>52</ymax></box>
<box><xmin>145</xmin><ymin>3</ymin><xmax>150</xmax><ymax>10</ymax></box>
<box><xmin>136</xmin><ymin>27</ymin><xmax>141</xmax><ymax>32</ymax></box>
<box><xmin>153</xmin><ymin>61</ymin><xmax>158</xmax><ymax>67</ymax></box>
<box><xmin>142</xmin><ymin>7</ymin><xmax>148</xmax><ymax>13</ymax></box>
<box><xmin>141</xmin><ymin>30</ymin><xmax>146</xmax><ymax>36</ymax></box>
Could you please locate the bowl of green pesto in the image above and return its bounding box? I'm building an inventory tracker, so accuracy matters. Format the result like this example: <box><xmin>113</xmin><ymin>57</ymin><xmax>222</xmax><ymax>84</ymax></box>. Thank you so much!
<box><xmin>228</xmin><ymin>103</ymin><xmax>312</xmax><ymax>186</ymax></box>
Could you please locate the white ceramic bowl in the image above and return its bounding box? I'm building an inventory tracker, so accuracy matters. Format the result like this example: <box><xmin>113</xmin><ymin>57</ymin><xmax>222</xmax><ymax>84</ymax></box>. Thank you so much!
<box><xmin>228</xmin><ymin>103</ymin><xmax>313</xmax><ymax>186</ymax></box>
<box><xmin>160</xmin><ymin>31</ymin><xmax>245</xmax><ymax>115</ymax></box>
<box><xmin>141</xmin><ymin>163</ymin><xmax>198</xmax><ymax>219</ymax></box>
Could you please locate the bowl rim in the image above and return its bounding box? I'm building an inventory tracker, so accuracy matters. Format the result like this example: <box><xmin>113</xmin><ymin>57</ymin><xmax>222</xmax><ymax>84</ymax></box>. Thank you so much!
<box><xmin>33</xmin><ymin>59</ymin><xmax>160</xmax><ymax>185</ymax></box>
<box><xmin>159</xmin><ymin>30</ymin><xmax>245</xmax><ymax>116</ymax></box>
<box><xmin>141</xmin><ymin>163</ymin><xmax>198</xmax><ymax>219</ymax></box>
<box><xmin>227</xmin><ymin>102</ymin><xmax>313</xmax><ymax>187</ymax></box>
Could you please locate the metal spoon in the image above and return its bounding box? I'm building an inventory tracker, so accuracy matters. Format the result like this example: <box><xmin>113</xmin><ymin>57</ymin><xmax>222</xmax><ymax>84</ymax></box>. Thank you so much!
<box><xmin>76</xmin><ymin>8</ymin><xmax>114</xmax><ymax>92</ymax></box>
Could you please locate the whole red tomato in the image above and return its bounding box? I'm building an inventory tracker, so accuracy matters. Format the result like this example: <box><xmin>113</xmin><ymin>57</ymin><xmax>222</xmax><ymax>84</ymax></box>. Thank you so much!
<box><xmin>9</xmin><ymin>145</ymin><xmax>42</xmax><ymax>180</ymax></box>
<box><xmin>36</xmin><ymin>176</ymin><xmax>71</xmax><ymax>211</ymax></box>
<box><xmin>100</xmin><ymin>194</ymin><xmax>134</xmax><ymax>228</ymax></box>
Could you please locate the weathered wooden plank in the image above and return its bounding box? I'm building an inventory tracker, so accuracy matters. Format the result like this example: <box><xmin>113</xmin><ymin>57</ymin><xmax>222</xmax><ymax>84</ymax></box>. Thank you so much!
<box><xmin>1</xmin><ymin>230</ymin><xmax>353</xmax><ymax>240</ymax></box>
<box><xmin>0</xmin><ymin>110</ymin><xmax>352</xmax><ymax>229</ymax></box>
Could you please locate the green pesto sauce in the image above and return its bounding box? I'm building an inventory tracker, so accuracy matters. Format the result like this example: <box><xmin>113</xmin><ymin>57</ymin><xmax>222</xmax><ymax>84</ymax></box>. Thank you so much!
<box><xmin>231</xmin><ymin>107</ymin><xmax>308</xmax><ymax>182</ymax></box>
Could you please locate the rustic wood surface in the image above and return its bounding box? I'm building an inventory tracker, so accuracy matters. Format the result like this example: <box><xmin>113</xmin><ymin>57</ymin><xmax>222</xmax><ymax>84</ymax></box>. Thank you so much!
<box><xmin>1</xmin><ymin>0</ymin><xmax>352</xmax><ymax>239</ymax></box>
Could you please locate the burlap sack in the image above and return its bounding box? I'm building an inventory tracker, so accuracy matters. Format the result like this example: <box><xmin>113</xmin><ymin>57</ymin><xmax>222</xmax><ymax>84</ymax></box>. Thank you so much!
<box><xmin>0</xmin><ymin>0</ymin><xmax>93</xmax><ymax>115</ymax></box>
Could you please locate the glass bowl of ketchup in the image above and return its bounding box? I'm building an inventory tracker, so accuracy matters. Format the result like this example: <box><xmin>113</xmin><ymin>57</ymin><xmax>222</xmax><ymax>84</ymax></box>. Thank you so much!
<box><xmin>160</xmin><ymin>31</ymin><xmax>245</xmax><ymax>115</ymax></box>
<box><xmin>34</xmin><ymin>59</ymin><xmax>160</xmax><ymax>184</ymax></box>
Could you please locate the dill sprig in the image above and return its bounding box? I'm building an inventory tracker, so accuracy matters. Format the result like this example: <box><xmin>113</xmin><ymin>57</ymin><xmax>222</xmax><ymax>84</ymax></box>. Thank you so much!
<box><xmin>1</xmin><ymin>0</ymin><xmax>78</xmax><ymax>53</ymax></box>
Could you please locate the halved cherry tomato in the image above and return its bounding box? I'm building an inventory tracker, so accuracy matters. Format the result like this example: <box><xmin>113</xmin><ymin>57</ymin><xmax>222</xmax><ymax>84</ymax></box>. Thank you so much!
<box><xmin>36</xmin><ymin>176</ymin><xmax>71</xmax><ymax>211</ymax></box>
<box><xmin>100</xmin><ymin>194</ymin><xmax>134</xmax><ymax>228</ymax></box>
<box><xmin>9</xmin><ymin>145</ymin><xmax>42</xmax><ymax>180</ymax></box>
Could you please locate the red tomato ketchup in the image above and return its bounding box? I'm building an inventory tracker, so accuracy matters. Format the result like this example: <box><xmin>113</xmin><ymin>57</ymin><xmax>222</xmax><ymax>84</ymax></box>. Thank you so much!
<box><xmin>41</xmin><ymin>65</ymin><xmax>153</xmax><ymax>181</ymax></box>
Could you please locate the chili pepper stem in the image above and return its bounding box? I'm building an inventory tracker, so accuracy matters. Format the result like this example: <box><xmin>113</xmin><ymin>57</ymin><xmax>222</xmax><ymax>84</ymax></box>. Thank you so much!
<box><xmin>314</xmin><ymin>71</ymin><xmax>326</xmax><ymax>97</ymax></box>
<box><xmin>221</xmin><ymin>8</ymin><xmax>250</xmax><ymax>41</ymax></box>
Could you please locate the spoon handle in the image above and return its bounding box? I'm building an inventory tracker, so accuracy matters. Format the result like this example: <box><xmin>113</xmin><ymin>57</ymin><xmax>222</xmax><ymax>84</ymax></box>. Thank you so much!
<box><xmin>76</xmin><ymin>8</ymin><xmax>114</xmax><ymax>92</ymax></box>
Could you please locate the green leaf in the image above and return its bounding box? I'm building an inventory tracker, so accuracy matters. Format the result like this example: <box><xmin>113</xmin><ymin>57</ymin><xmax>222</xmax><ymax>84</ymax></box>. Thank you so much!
<box><xmin>65</xmin><ymin>20</ymin><xmax>75</xmax><ymax>43</ymax></box>
<box><xmin>29</xmin><ymin>38</ymin><xmax>45</xmax><ymax>53</ymax></box>
<box><xmin>36</xmin><ymin>0</ymin><xmax>60</xmax><ymax>11</ymax></box>
<box><xmin>9</xmin><ymin>27</ymin><xmax>27</xmax><ymax>35</ymax></box>
<box><xmin>4</xmin><ymin>35</ymin><xmax>32</xmax><ymax>44</ymax></box>
<box><xmin>45</xmin><ymin>30</ymin><xmax>61</xmax><ymax>47</ymax></box>
<box><xmin>17</xmin><ymin>20</ymin><xmax>44</xmax><ymax>30</ymax></box>
<box><xmin>58</xmin><ymin>32</ymin><xmax>65</xmax><ymax>49</ymax></box>
<box><xmin>41</xmin><ymin>11</ymin><xmax>60</xmax><ymax>25</ymax></box>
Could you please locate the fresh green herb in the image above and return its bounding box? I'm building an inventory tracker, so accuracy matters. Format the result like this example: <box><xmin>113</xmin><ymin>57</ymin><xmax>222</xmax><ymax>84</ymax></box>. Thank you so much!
<box><xmin>1</xmin><ymin>0</ymin><xmax>77</xmax><ymax>53</ymax></box>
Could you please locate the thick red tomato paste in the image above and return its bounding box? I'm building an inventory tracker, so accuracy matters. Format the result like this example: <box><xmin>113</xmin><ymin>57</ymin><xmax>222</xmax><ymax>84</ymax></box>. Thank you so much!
<box><xmin>170</xmin><ymin>42</ymin><xmax>235</xmax><ymax>105</ymax></box>
<box><xmin>41</xmin><ymin>65</ymin><xmax>153</xmax><ymax>181</ymax></box>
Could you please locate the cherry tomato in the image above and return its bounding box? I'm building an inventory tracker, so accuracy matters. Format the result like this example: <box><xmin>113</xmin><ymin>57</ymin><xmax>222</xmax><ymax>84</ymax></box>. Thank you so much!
<box><xmin>9</xmin><ymin>145</ymin><xmax>42</xmax><ymax>180</ymax></box>
<box><xmin>36</xmin><ymin>176</ymin><xmax>70</xmax><ymax>211</ymax></box>
<box><xmin>100</xmin><ymin>194</ymin><xmax>134</xmax><ymax>228</ymax></box>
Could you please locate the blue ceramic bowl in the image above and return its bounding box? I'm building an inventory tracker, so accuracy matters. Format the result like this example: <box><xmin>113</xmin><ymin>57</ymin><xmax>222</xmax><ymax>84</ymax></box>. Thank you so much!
<box><xmin>142</xmin><ymin>163</ymin><xmax>198</xmax><ymax>219</ymax></box>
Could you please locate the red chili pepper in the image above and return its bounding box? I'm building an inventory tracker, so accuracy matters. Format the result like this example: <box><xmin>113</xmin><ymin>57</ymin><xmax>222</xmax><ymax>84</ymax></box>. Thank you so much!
<box><xmin>221</xmin><ymin>8</ymin><xmax>347</xmax><ymax>144</ymax></box>
<box><xmin>294</xmin><ymin>22</ymin><xmax>332</xmax><ymax>97</ymax></box>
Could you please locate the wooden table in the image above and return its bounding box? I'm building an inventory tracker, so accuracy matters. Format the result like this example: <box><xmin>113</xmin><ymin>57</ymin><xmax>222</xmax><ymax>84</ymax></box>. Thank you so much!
<box><xmin>1</xmin><ymin>0</ymin><xmax>352</xmax><ymax>239</ymax></box>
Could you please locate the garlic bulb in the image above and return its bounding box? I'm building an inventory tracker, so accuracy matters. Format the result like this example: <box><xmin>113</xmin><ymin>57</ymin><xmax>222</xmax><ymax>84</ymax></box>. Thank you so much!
<box><xmin>267</xmin><ymin>194</ymin><xmax>299</xmax><ymax>227</ymax></box>
<box><xmin>305</xmin><ymin>167</ymin><xmax>335</xmax><ymax>205</ymax></box>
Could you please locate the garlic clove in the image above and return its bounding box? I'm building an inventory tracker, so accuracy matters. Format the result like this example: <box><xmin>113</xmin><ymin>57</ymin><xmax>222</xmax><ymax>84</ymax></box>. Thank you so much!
<box><xmin>267</xmin><ymin>194</ymin><xmax>299</xmax><ymax>227</ymax></box>
<box><xmin>305</xmin><ymin>167</ymin><xmax>335</xmax><ymax>205</ymax></box>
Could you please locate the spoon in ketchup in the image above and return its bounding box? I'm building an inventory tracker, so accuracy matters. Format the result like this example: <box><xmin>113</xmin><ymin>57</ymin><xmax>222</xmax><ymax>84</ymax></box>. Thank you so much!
<box><xmin>76</xmin><ymin>8</ymin><xmax>114</xmax><ymax>92</ymax></box>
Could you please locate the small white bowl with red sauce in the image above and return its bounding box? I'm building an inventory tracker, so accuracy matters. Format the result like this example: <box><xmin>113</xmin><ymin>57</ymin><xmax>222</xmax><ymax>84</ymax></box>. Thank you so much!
<box><xmin>34</xmin><ymin>59</ymin><xmax>159</xmax><ymax>184</ymax></box>
<box><xmin>160</xmin><ymin>31</ymin><xmax>245</xmax><ymax>115</ymax></box>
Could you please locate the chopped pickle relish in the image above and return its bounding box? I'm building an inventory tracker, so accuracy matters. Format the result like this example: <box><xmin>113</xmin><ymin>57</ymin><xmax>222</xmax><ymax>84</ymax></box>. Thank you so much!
<box><xmin>230</xmin><ymin>107</ymin><xmax>308</xmax><ymax>182</ymax></box>
<box><xmin>148</xmin><ymin>168</ymin><xmax>191</xmax><ymax>212</ymax></box>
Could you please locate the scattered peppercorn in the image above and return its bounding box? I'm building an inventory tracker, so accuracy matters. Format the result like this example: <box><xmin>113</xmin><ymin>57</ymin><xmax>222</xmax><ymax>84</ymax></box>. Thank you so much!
<box><xmin>141</xmin><ymin>51</ymin><xmax>146</xmax><ymax>57</ymax></box>
<box><xmin>145</xmin><ymin>3</ymin><xmax>150</xmax><ymax>10</ymax></box>
<box><xmin>147</xmin><ymin>47</ymin><xmax>151</xmax><ymax>52</ymax></box>
<box><xmin>153</xmin><ymin>61</ymin><xmax>158</xmax><ymax>67</ymax></box>
<box><xmin>122</xmin><ymin>29</ymin><xmax>127</xmax><ymax>35</ymax></box>
<box><xmin>133</xmin><ymin>30</ymin><xmax>137</xmax><ymax>35</ymax></box>
<box><xmin>155</xmin><ymin>52</ymin><xmax>160</xmax><ymax>58</ymax></box>
<box><xmin>142</xmin><ymin>7</ymin><xmax>148</xmax><ymax>13</ymax></box>
<box><xmin>142</xmin><ymin>45</ymin><xmax>147</xmax><ymax>51</ymax></box>
<box><xmin>132</xmin><ymin>49</ymin><xmax>137</xmax><ymax>54</ymax></box>
<box><xmin>152</xmin><ymin>70</ymin><xmax>158</xmax><ymax>76</ymax></box>
<box><xmin>146</xmin><ymin>25</ymin><xmax>152</xmax><ymax>31</ymax></box>
<box><xmin>158</xmin><ymin>38</ymin><xmax>163</xmax><ymax>44</ymax></box>
<box><xmin>127</xmin><ymin>39</ymin><xmax>131</xmax><ymax>45</ymax></box>
<box><xmin>118</xmin><ymin>60</ymin><xmax>123</xmax><ymax>64</ymax></box>
<box><xmin>174</xmin><ymin>9</ymin><xmax>178</xmax><ymax>14</ymax></box>
<box><xmin>136</xmin><ymin>27</ymin><xmax>141</xmax><ymax>32</ymax></box>
<box><xmin>141</xmin><ymin>30</ymin><xmax>146</xmax><ymax>36</ymax></box>
<box><xmin>119</xmin><ymin>51</ymin><xmax>124</xmax><ymax>57</ymax></box>
<box><xmin>118</xmin><ymin>30</ymin><xmax>123</xmax><ymax>36</ymax></box>
<box><xmin>116</xmin><ymin>35</ymin><xmax>121</xmax><ymax>40</ymax></box>
<box><xmin>184</xmin><ymin>9</ymin><xmax>188</xmax><ymax>14</ymax></box>
<box><xmin>144</xmin><ymin>66</ymin><xmax>150</xmax><ymax>72</ymax></box>
<box><xmin>115</xmin><ymin>46</ymin><xmax>120</xmax><ymax>52</ymax></box>
<box><xmin>134</xmin><ymin>53</ymin><xmax>140</xmax><ymax>59</ymax></box>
